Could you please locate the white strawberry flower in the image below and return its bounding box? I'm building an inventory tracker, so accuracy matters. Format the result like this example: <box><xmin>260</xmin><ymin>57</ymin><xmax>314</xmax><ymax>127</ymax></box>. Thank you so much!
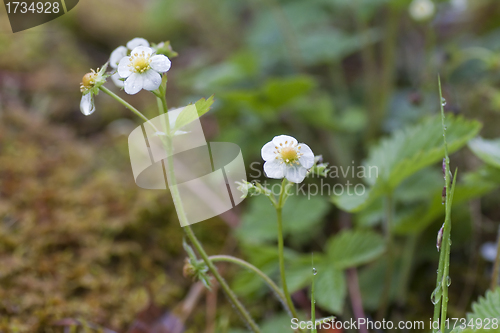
<box><xmin>109</xmin><ymin>38</ymin><xmax>151</xmax><ymax>88</ymax></box>
<box><xmin>117</xmin><ymin>46</ymin><xmax>171</xmax><ymax>95</ymax></box>
<box><xmin>261</xmin><ymin>135</ymin><xmax>314</xmax><ymax>183</ymax></box>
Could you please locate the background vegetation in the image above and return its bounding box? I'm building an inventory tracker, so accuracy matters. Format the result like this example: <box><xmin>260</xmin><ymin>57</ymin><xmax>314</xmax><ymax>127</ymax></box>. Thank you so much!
<box><xmin>1</xmin><ymin>0</ymin><xmax>500</xmax><ymax>332</ymax></box>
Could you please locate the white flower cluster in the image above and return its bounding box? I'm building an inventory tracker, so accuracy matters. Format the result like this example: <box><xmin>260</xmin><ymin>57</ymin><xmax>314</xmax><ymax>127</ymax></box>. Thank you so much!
<box><xmin>79</xmin><ymin>37</ymin><xmax>172</xmax><ymax>116</ymax></box>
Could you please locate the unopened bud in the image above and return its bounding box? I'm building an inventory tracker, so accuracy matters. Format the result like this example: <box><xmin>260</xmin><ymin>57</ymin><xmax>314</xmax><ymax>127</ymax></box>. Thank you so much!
<box><xmin>437</xmin><ymin>224</ymin><xmax>444</xmax><ymax>252</ymax></box>
<box><xmin>308</xmin><ymin>155</ymin><xmax>329</xmax><ymax>178</ymax></box>
<box><xmin>155</xmin><ymin>41</ymin><xmax>178</xmax><ymax>59</ymax></box>
<box><xmin>236</xmin><ymin>180</ymin><xmax>263</xmax><ymax>198</ymax></box>
<box><xmin>183</xmin><ymin>258</ymin><xmax>196</xmax><ymax>279</ymax></box>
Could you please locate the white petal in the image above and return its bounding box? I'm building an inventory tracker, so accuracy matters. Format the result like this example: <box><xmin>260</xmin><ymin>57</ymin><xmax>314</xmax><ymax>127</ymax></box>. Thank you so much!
<box><xmin>261</xmin><ymin>141</ymin><xmax>277</xmax><ymax>161</ymax></box>
<box><xmin>129</xmin><ymin>46</ymin><xmax>153</xmax><ymax>58</ymax></box>
<box><xmin>272</xmin><ymin>135</ymin><xmax>298</xmax><ymax>147</ymax></box>
<box><xmin>110</xmin><ymin>72</ymin><xmax>124</xmax><ymax>88</ymax></box>
<box><xmin>124</xmin><ymin>73</ymin><xmax>144</xmax><ymax>95</ymax></box>
<box><xmin>263</xmin><ymin>160</ymin><xmax>286</xmax><ymax>179</ymax></box>
<box><xmin>118</xmin><ymin>57</ymin><xmax>133</xmax><ymax>78</ymax></box>
<box><xmin>110</xmin><ymin>46</ymin><xmax>127</xmax><ymax>68</ymax></box>
<box><xmin>297</xmin><ymin>143</ymin><xmax>315</xmax><ymax>168</ymax></box>
<box><xmin>80</xmin><ymin>93</ymin><xmax>95</xmax><ymax>116</ymax></box>
<box><xmin>142</xmin><ymin>70</ymin><xmax>162</xmax><ymax>91</ymax></box>
<box><xmin>285</xmin><ymin>165</ymin><xmax>307</xmax><ymax>183</ymax></box>
<box><xmin>150</xmin><ymin>54</ymin><xmax>171</xmax><ymax>73</ymax></box>
<box><xmin>126</xmin><ymin>37</ymin><xmax>150</xmax><ymax>50</ymax></box>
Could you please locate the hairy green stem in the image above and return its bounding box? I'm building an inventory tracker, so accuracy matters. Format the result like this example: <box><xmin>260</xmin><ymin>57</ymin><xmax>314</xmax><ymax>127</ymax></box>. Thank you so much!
<box><xmin>439</xmin><ymin>77</ymin><xmax>451</xmax><ymax>333</ymax></box>
<box><xmin>184</xmin><ymin>228</ymin><xmax>261</xmax><ymax>332</ymax></box>
<box><xmin>439</xmin><ymin>172</ymin><xmax>457</xmax><ymax>333</ymax></box>
<box><xmin>277</xmin><ymin>179</ymin><xmax>300</xmax><ymax>320</ymax></box>
<box><xmin>207</xmin><ymin>255</ymin><xmax>290</xmax><ymax>315</ymax></box>
<box><xmin>433</xmin><ymin>77</ymin><xmax>457</xmax><ymax>333</ymax></box>
<box><xmin>154</xmin><ymin>87</ymin><xmax>261</xmax><ymax>332</ymax></box>
<box><xmin>99</xmin><ymin>86</ymin><xmax>150</xmax><ymax>123</ymax></box>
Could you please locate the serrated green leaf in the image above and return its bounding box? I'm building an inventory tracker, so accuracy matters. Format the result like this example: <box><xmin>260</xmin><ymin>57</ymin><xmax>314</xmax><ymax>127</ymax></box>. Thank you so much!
<box><xmin>468</xmin><ymin>289</ymin><xmax>500</xmax><ymax>321</ymax></box>
<box><xmin>326</xmin><ymin>230</ymin><xmax>385</xmax><ymax>269</ymax></box>
<box><xmin>469</xmin><ymin>137</ymin><xmax>500</xmax><ymax>169</ymax></box>
<box><xmin>332</xmin><ymin>115</ymin><xmax>482</xmax><ymax>212</ymax></box>
<box><xmin>194</xmin><ymin>94</ymin><xmax>215</xmax><ymax>117</ymax></box>
<box><xmin>174</xmin><ymin>95</ymin><xmax>214</xmax><ymax>131</ymax></box>
<box><xmin>314</xmin><ymin>264</ymin><xmax>346</xmax><ymax>314</ymax></box>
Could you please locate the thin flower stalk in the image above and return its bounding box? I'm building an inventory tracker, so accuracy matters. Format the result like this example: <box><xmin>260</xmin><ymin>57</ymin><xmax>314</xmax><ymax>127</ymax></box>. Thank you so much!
<box><xmin>207</xmin><ymin>255</ymin><xmax>290</xmax><ymax>314</ymax></box>
<box><xmin>276</xmin><ymin>178</ymin><xmax>300</xmax><ymax>320</ymax></box>
<box><xmin>155</xmin><ymin>85</ymin><xmax>261</xmax><ymax>333</ymax></box>
<box><xmin>433</xmin><ymin>77</ymin><xmax>458</xmax><ymax>333</ymax></box>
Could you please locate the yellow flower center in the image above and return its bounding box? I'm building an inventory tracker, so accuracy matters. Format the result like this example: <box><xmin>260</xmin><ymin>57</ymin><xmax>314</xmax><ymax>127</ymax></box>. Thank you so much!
<box><xmin>280</xmin><ymin>146</ymin><xmax>299</xmax><ymax>163</ymax></box>
<box><xmin>129</xmin><ymin>51</ymin><xmax>151</xmax><ymax>74</ymax></box>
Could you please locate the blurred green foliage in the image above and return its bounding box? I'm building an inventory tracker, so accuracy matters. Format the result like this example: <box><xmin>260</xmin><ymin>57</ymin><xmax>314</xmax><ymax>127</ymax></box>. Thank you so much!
<box><xmin>2</xmin><ymin>0</ymin><xmax>500</xmax><ymax>331</ymax></box>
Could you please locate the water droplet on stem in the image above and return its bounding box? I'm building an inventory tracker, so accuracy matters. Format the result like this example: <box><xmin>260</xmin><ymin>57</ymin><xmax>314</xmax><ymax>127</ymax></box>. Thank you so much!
<box><xmin>431</xmin><ymin>283</ymin><xmax>442</xmax><ymax>305</ymax></box>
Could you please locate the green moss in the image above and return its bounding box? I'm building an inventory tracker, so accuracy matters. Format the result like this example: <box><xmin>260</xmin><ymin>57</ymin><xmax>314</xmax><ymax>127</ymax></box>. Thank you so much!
<box><xmin>0</xmin><ymin>110</ymin><xmax>191</xmax><ymax>332</ymax></box>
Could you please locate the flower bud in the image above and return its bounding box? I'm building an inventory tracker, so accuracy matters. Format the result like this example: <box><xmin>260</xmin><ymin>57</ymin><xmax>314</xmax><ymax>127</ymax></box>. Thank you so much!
<box><xmin>307</xmin><ymin>155</ymin><xmax>329</xmax><ymax>178</ymax></box>
<box><xmin>183</xmin><ymin>258</ymin><xmax>196</xmax><ymax>279</ymax></box>
<box><xmin>154</xmin><ymin>41</ymin><xmax>178</xmax><ymax>59</ymax></box>
<box><xmin>236</xmin><ymin>180</ymin><xmax>262</xmax><ymax>198</ymax></box>
<box><xmin>437</xmin><ymin>224</ymin><xmax>444</xmax><ymax>252</ymax></box>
